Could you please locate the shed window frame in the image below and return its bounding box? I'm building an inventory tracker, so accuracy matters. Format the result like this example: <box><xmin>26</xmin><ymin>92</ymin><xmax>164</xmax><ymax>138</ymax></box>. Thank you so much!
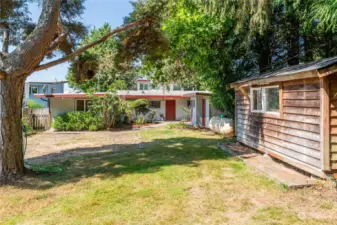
<box><xmin>250</xmin><ymin>85</ymin><xmax>280</xmax><ymax>115</ymax></box>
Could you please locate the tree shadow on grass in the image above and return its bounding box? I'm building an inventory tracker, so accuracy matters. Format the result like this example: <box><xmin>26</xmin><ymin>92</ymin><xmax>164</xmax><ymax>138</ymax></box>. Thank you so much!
<box><xmin>14</xmin><ymin>136</ymin><xmax>234</xmax><ymax>190</ymax></box>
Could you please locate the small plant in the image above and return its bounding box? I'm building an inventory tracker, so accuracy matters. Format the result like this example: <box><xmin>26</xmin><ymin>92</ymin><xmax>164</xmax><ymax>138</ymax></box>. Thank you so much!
<box><xmin>183</xmin><ymin>106</ymin><xmax>191</xmax><ymax>121</ymax></box>
<box><xmin>22</xmin><ymin>118</ymin><xmax>34</xmax><ymax>135</ymax></box>
<box><xmin>135</xmin><ymin>116</ymin><xmax>147</xmax><ymax>124</ymax></box>
<box><xmin>147</xmin><ymin>110</ymin><xmax>157</xmax><ymax>123</ymax></box>
<box><xmin>166</xmin><ymin>121</ymin><xmax>186</xmax><ymax>129</ymax></box>
<box><xmin>28</xmin><ymin>100</ymin><xmax>42</xmax><ymax>109</ymax></box>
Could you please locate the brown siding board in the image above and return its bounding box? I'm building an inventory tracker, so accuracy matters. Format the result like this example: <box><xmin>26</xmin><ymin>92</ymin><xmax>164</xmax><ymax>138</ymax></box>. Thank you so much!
<box><xmin>236</xmin><ymin>113</ymin><xmax>320</xmax><ymax>133</ymax></box>
<box><xmin>236</xmin><ymin>122</ymin><xmax>320</xmax><ymax>150</ymax></box>
<box><xmin>283</xmin><ymin>91</ymin><xmax>320</xmax><ymax>100</ymax></box>
<box><xmin>283</xmin><ymin>107</ymin><xmax>320</xmax><ymax>116</ymax></box>
<box><xmin>283</xmin><ymin>100</ymin><xmax>320</xmax><ymax>108</ymax></box>
<box><xmin>237</xmin><ymin>118</ymin><xmax>320</xmax><ymax>141</ymax></box>
<box><xmin>331</xmin><ymin>154</ymin><xmax>337</xmax><ymax>161</ymax></box>
<box><xmin>283</xmin><ymin>81</ymin><xmax>320</xmax><ymax>91</ymax></box>
<box><xmin>237</xmin><ymin>132</ymin><xmax>321</xmax><ymax>168</ymax></box>
<box><xmin>283</xmin><ymin>113</ymin><xmax>320</xmax><ymax>124</ymax></box>
<box><xmin>236</xmin><ymin>128</ymin><xmax>320</xmax><ymax>159</ymax></box>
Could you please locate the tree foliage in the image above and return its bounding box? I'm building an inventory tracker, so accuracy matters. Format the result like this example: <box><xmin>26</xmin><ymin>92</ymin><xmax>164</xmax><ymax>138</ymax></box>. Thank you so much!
<box><xmin>67</xmin><ymin>24</ymin><xmax>138</xmax><ymax>92</ymax></box>
<box><xmin>125</xmin><ymin>0</ymin><xmax>337</xmax><ymax>117</ymax></box>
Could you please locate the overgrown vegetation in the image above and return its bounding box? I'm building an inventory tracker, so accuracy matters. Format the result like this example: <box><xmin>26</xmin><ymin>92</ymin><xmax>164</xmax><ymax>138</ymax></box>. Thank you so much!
<box><xmin>53</xmin><ymin>112</ymin><xmax>103</xmax><ymax>131</ymax></box>
<box><xmin>122</xmin><ymin>0</ymin><xmax>337</xmax><ymax>117</ymax></box>
<box><xmin>53</xmin><ymin>81</ymin><xmax>154</xmax><ymax>131</ymax></box>
<box><xmin>27</xmin><ymin>100</ymin><xmax>42</xmax><ymax>109</ymax></box>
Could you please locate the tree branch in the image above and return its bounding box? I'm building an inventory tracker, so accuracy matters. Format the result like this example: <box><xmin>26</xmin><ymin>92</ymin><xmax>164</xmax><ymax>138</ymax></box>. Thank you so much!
<box><xmin>0</xmin><ymin>23</ymin><xmax>10</xmax><ymax>53</ymax></box>
<box><xmin>44</xmin><ymin>31</ymin><xmax>69</xmax><ymax>56</ymax></box>
<box><xmin>3</xmin><ymin>0</ymin><xmax>62</xmax><ymax>77</ymax></box>
<box><xmin>34</xmin><ymin>17</ymin><xmax>154</xmax><ymax>72</ymax></box>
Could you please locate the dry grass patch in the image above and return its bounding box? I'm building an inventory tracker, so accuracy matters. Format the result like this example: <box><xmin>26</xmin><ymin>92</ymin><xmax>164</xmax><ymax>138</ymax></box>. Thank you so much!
<box><xmin>0</xmin><ymin>127</ymin><xmax>336</xmax><ymax>224</ymax></box>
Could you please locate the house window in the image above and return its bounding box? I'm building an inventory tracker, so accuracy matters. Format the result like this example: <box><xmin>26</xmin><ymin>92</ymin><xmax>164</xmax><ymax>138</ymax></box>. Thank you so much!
<box><xmin>139</xmin><ymin>83</ymin><xmax>149</xmax><ymax>90</ymax></box>
<box><xmin>250</xmin><ymin>86</ymin><xmax>279</xmax><ymax>113</ymax></box>
<box><xmin>173</xmin><ymin>83</ymin><xmax>182</xmax><ymax>91</ymax></box>
<box><xmin>51</xmin><ymin>88</ymin><xmax>57</xmax><ymax>94</ymax></box>
<box><xmin>30</xmin><ymin>86</ymin><xmax>38</xmax><ymax>94</ymax></box>
<box><xmin>76</xmin><ymin>99</ymin><xmax>92</xmax><ymax>112</ymax></box>
<box><xmin>149</xmin><ymin>101</ymin><xmax>161</xmax><ymax>108</ymax></box>
<box><xmin>187</xmin><ymin>100</ymin><xmax>191</xmax><ymax>108</ymax></box>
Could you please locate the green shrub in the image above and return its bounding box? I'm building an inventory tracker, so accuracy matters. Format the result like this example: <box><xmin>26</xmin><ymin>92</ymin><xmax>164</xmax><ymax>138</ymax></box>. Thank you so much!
<box><xmin>53</xmin><ymin>112</ymin><xmax>103</xmax><ymax>131</ymax></box>
<box><xmin>166</xmin><ymin>121</ymin><xmax>186</xmax><ymax>129</ymax></box>
<box><xmin>22</xmin><ymin>118</ymin><xmax>34</xmax><ymax>135</ymax></box>
<box><xmin>147</xmin><ymin>110</ymin><xmax>157</xmax><ymax>123</ymax></box>
<box><xmin>88</xmin><ymin>124</ymin><xmax>99</xmax><ymax>131</ymax></box>
<box><xmin>28</xmin><ymin>100</ymin><xmax>42</xmax><ymax>109</ymax></box>
<box><xmin>135</xmin><ymin>116</ymin><xmax>147</xmax><ymax>124</ymax></box>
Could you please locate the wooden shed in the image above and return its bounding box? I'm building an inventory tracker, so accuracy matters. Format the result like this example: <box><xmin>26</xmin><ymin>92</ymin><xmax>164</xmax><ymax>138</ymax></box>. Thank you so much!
<box><xmin>230</xmin><ymin>57</ymin><xmax>337</xmax><ymax>178</ymax></box>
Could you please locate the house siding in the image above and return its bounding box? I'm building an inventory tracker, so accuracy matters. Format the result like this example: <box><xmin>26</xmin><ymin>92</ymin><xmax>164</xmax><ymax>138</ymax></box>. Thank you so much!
<box><xmin>49</xmin><ymin>97</ymin><xmax>191</xmax><ymax>122</ymax></box>
<box><xmin>235</xmin><ymin>78</ymin><xmax>323</xmax><ymax>176</ymax></box>
<box><xmin>50</xmin><ymin>98</ymin><xmax>75</xmax><ymax>122</ymax></box>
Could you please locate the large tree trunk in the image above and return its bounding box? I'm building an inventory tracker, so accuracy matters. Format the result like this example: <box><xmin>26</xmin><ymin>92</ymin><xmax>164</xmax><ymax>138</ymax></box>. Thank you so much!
<box><xmin>256</xmin><ymin>33</ymin><xmax>272</xmax><ymax>73</ymax></box>
<box><xmin>287</xmin><ymin>17</ymin><xmax>300</xmax><ymax>66</ymax></box>
<box><xmin>0</xmin><ymin>76</ymin><xmax>25</xmax><ymax>181</ymax></box>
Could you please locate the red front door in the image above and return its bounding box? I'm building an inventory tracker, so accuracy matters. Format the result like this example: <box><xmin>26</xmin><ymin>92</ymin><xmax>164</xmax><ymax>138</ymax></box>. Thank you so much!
<box><xmin>166</xmin><ymin>100</ymin><xmax>176</xmax><ymax>121</ymax></box>
<box><xmin>202</xmin><ymin>99</ymin><xmax>206</xmax><ymax>127</ymax></box>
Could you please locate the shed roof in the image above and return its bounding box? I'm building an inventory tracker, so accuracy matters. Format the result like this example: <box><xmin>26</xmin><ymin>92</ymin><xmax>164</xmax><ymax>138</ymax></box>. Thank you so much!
<box><xmin>230</xmin><ymin>56</ymin><xmax>337</xmax><ymax>87</ymax></box>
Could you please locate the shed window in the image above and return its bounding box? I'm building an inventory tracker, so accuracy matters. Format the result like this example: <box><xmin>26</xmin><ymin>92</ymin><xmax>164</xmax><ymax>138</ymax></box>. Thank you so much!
<box><xmin>250</xmin><ymin>86</ymin><xmax>279</xmax><ymax>113</ymax></box>
<box><xmin>149</xmin><ymin>101</ymin><xmax>161</xmax><ymax>108</ymax></box>
<box><xmin>51</xmin><ymin>88</ymin><xmax>57</xmax><ymax>94</ymax></box>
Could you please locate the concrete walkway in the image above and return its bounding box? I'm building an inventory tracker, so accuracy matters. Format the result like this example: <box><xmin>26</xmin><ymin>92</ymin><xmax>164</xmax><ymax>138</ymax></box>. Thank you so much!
<box><xmin>218</xmin><ymin>142</ymin><xmax>316</xmax><ymax>188</ymax></box>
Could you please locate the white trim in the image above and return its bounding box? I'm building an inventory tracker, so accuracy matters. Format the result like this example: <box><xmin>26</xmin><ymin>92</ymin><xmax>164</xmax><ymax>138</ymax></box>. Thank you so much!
<box><xmin>250</xmin><ymin>87</ymin><xmax>264</xmax><ymax>113</ymax></box>
<box><xmin>250</xmin><ymin>85</ymin><xmax>280</xmax><ymax>115</ymax></box>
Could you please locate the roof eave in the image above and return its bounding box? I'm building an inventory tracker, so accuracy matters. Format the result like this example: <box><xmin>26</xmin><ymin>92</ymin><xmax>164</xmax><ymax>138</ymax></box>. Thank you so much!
<box><xmin>229</xmin><ymin>69</ymin><xmax>320</xmax><ymax>89</ymax></box>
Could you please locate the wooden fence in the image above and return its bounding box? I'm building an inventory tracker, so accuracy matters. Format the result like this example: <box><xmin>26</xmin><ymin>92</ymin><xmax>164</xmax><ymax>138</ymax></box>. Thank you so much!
<box><xmin>22</xmin><ymin>108</ymin><xmax>51</xmax><ymax>130</ymax></box>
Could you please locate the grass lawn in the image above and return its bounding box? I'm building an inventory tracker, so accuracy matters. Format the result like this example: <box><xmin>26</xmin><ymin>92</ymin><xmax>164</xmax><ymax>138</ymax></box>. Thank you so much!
<box><xmin>1</xmin><ymin>127</ymin><xmax>337</xmax><ymax>224</ymax></box>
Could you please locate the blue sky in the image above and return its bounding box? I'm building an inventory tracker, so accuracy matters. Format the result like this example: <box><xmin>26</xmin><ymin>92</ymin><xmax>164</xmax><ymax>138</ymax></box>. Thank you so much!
<box><xmin>27</xmin><ymin>0</ymin><xmax>134</xmax><ymax>90</ymax></box>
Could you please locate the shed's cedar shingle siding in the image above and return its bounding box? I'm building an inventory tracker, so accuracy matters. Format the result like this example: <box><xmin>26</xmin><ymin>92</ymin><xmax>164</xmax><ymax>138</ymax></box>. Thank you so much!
<box><xmin>235</xmin><ymin>78</ymin><xmax>322</xmax><ymax>174</ymax></box>
<box><xmin>329</xmin><ymin>78</ymin><xmax>337</xmax><ymax>170</ymax></box>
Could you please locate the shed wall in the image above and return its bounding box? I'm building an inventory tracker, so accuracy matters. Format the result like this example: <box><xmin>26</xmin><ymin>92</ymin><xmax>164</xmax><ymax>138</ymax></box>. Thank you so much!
<box><xmin>235</xmin><ymin>78</ymin><xmax>322</xmax><ymax>176</ymax></box>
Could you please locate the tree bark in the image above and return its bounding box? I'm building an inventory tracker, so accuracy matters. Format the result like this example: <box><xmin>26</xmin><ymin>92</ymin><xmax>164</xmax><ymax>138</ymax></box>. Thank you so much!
<box><xmin>0</xmin><ymin>76</ymin><xmax>25</xmax><ymax>181</ymax></box>
<box><xmin>256</xmin><ymin>33</ymin><xmax>272</xmax><ymax>73</ymax></box>
<box><xmin>287</xmin><ymin>14</ymin><xmax>300</xmax><ymax>66</ymax></box>
<box><xmin>303</xmin><ymin>34</ymin><xmax>313</xmax><ymax>62</ymax></box>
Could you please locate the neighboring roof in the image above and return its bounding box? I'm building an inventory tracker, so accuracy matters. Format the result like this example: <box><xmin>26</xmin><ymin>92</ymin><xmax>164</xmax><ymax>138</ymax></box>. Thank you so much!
<box><xmin>34</xmin><ymin>90</ymin><xmax>212</xmax><ymax>99</ymax></box>
<box><xmin>230</xmin><ymin>56</ymin><xmax>337</xmax><ymax>87</ymax></box>
<box><xmin>26</xmin><ymin>81</ymin><xmax>67</xmax><ymax>84</ymax></box>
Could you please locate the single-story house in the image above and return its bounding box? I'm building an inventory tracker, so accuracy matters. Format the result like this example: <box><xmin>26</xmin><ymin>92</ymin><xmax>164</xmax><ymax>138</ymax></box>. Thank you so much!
<box><xmin>230</xmin><ymin>56</ymin><xmax>337</xmax><ymax>178</ymax></box>
<box><xmin>35</xmin><ymin>79</ymin><xmax>215</xmax><ymax>128</ymax></box>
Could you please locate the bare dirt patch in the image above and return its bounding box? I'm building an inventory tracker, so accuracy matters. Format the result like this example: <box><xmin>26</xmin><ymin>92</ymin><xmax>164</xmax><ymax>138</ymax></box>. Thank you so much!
<box><xmin>25</xmin><ymin>131</ymin><xmax>141</xmax><ymax>165</ymax></box>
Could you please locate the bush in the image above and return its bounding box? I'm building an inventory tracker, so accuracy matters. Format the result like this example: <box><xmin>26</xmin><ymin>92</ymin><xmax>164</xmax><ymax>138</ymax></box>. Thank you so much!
<box><xmin>134</xmin><ymin>116</ymin><xmax>147</xmax><ymax>124</ymax></box>
<box><xmin>28</xmin><ymin>100</ymin><xmax>42</xmax><ymax>109</ymax></box>
<box><xmin>22</xmin><ymin>118</ymin><xmax>34</xmax><ymax>135</ymax></box>
<box><xmin>53</xmin><ymin>112</ymin><xmax>103</xmax><ymax>131</ymax></box>
<box><xmin>147</xmin><ymin>110</ymin><xmax>157</xmax><ymax>123</ymax></box>
<box><xmin>88</xmin><ymin>124</ymin><xmax>99</xmax><ymax>131</ymax></box>
<box><xmin>166</xmin><ymin>121</ymin><xmax>186</xmax><ymax>129</ymax></box>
